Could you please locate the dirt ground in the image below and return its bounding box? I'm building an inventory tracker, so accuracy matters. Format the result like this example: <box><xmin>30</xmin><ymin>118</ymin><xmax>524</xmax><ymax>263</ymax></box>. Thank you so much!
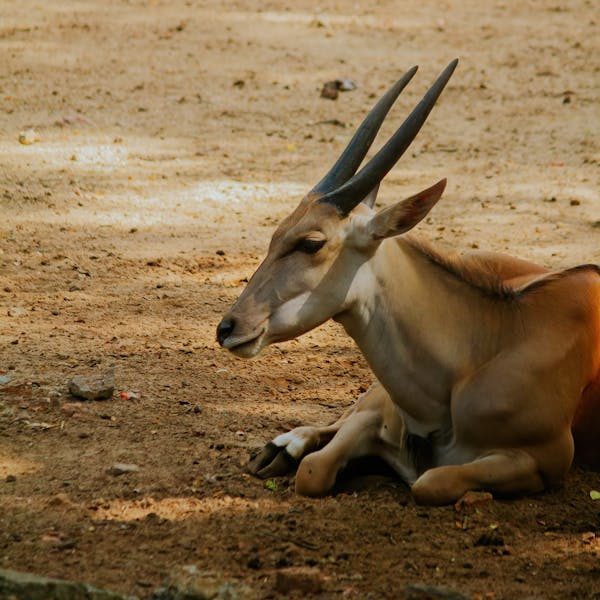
<box><xmin>1</xmin><ymin>0</ymin><xmax>599</xmax><ymax>598</ymax></box>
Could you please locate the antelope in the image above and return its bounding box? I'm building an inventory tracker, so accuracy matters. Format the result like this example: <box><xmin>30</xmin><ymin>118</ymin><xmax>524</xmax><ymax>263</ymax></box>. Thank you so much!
<box><xmin>216</xmin><ymin>60</ymin><xmax>600</xmax><ymax>504</ymax></box>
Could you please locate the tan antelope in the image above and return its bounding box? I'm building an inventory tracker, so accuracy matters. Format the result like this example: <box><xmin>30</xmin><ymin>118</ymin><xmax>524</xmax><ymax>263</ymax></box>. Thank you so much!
<box><xmin>217</xmin><ymin>60</ymin><xmax>600</xmax><ymax>504</ymax></box>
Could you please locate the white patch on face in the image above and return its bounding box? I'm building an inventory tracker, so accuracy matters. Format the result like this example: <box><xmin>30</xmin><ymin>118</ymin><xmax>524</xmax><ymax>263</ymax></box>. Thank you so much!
<box><xmin>268</xmin><ymin>291</ymin><xmax>313</xmax><ymax>337</ymax></box>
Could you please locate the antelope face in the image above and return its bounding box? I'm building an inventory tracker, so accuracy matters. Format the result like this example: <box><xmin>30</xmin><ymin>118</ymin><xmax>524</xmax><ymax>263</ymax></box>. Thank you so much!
<box><xmin>217</xmin><ymin>196</ymin><xmax>369</xmax><ymax>358</ymax></box>
<box><xmin>217</xmin><ymin>60</ymin><xmax>457</xmax><ymax>358</ymax></box>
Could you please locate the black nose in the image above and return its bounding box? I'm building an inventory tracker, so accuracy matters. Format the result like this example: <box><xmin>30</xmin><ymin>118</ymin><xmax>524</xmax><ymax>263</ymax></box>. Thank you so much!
<box><xmin>216</xmin><ymin>317</ymin><xmax>235</xmax><ymax>346</ymax></box>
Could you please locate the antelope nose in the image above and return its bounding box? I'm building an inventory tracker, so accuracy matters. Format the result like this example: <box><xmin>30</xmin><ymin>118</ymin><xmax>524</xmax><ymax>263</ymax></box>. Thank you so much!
<box><xmin>216</xmin><ymin>317</ymin><xmax>236</xmax><ymax>346</ymax></box>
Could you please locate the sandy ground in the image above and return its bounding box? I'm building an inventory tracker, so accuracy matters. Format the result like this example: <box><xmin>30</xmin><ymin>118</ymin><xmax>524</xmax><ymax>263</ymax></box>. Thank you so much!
<box><xmin>1</xmin><ymin>0</ymin><xmax>599</xmax><ymax>598</ymax></box>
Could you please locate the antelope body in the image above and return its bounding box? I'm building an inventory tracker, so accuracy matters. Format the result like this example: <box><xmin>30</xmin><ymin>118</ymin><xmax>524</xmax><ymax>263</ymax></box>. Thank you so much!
<box><xmin>217</xmin><ymin>60</ymin><xmax>600</xmax><ymax>504</ymax></box>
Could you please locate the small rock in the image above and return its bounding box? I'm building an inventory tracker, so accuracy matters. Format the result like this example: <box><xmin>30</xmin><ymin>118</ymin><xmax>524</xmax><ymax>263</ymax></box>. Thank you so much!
<box><xmin>5</xmin><ymin>475</ymin><xmax>16</xmax><ymax>483</ymax></box>
<box><xmin>320</xmin><ymin>79</ymin><xmax>357</xmax><ymax>100</ymax></box>
<box><xmin>152</xmin><ymin>564</ymin><xmax>255</xmax><ymax>600</ymax></box>
<box><xmin>18</xmin><ymin>129</ymin><xmax>39</xmax><ymax>145</ymax></box>
<box><xmin>7</xmin><ymin>307</ymin><xmax>26</xmax><ymax>317</ymax></box>
<box><xmin>403</xmin><ymin>583</ymin><xmax>469</xmax><ymax>600</ymax></box>
<box><xmin>56</xmin><ymin>539</ymin><xmax>77</xmax><ymax>551</ymax></box>
<box><xmin>336</xmin><ymin>78</ymin><xmax>357</xmax><ymax>91</ymax></box>
<box><xmin>108</xmin><ymin>463</ymin><xmax>140</xmax><ymax>476</ymax></box>
<box><xmin>274</xmin><ymin>567</ymin><xmax>326</xmax><ymax>595</ymax></box>
<box><xmin>454</xmin><ymin>491</ymin><xmax>493</xmax><ymax>513</ymax></box>
<box><xmin>46</xmin><ymin>493</ymin><xmax>73</xmax><ymax>507</ymax></box>
<box><xmin>474</xmin><ymin>530</ymin><xmax>504</xmax><ymax>547</ymax></box>
<box><xmin>0</xmin><ymin>567</ymin><xmax>128</xmax><ymax>600</ymax></box>
<box><xmin>0</xmin><ymin>374</ymin><xmax>11</xmax><ymax>385</ymax></box>
<box><xmin>581</xmin><ymin>531</ymin><xmax>595</xmax><ymax>544</ymax></box>
<box><xmin>569</xmin><ymin>199</ymin><xmax>580</xmax><ymax>206</ymax></box>
<box><xmin>69</xmin><ymin>369</ymin><xmax>114</xmax><ymax>401</ymax></box>
<box><xmin>61</xmin><ymin>402</ymin><xmax>87</xmax><ymax>418</ymax></box>
<box><xmin>320</xmin><ymin>81</ymin><xmax>339</xmax><ymax>100</ymax></box>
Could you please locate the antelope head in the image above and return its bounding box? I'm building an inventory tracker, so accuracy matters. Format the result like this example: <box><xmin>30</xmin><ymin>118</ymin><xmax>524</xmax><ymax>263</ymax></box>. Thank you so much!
<box><xmin>217</xmin><ymin>60</ymin><xmax>457</xmax><ymax>358</ymax></box>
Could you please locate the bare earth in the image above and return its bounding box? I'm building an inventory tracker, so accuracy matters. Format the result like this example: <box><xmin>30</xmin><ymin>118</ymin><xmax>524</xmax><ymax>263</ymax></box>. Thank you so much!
<box><xmin>1</xmin><ymin>1</ymin><xmax>599</xmax><ymax>598</ymax></box>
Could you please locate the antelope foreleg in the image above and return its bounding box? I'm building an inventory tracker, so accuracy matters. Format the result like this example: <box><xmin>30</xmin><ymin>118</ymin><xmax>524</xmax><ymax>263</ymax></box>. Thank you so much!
<box><xmin>294</xmin><ymin>409</ymin><xmax>384</xmax><ymax>496</ymax></box>
<box><xmin>247</xmin><ymin>422</ymin><xmax>343</xmax><ymax>479</ymax></box>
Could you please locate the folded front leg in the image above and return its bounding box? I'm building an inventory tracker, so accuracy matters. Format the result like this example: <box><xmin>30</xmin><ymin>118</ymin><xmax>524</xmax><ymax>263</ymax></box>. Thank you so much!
<box><xmin>247</xmin><ymin>382</ymin><xmax>389</xmax><ymax>479</ymax></box>
<box><xmin>294</xmin><ymin>409</ymin><xmax>383</xmax><ymax>496</ymax></box>
<box><xmin>247</xmin><ymin>423</ymin><xmax>342</xmax><ymax>479</ymax></box>
<box><xmin>294</xmin><ymin>382</ymin><xmax>417</xmax><ymax>496</ymax></box>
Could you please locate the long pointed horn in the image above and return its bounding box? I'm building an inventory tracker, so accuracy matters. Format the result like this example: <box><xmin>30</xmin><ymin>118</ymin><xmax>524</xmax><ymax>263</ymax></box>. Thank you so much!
<box><xmin>320</xmin><ymin>59</ymin><xmax>458</xmax><ymax>215</ymax></box>
<box><xmin>311</xmin><ymin>66</ymin><xmax>418</xmax><ymax>195</ymax></box>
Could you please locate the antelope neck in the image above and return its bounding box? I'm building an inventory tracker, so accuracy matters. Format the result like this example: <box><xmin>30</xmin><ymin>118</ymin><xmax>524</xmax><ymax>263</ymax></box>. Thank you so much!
<box><xmin>334</xmin><ymin>237</ymin><xmax>510</xmax><ymax>431</ymax></box>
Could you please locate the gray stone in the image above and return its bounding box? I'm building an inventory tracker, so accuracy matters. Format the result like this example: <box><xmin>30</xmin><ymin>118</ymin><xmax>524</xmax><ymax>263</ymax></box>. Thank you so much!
<box><xmin>0</xmin><ymin>568</ymin><xmax>135</xmax><ymax>600</ymax></box>
<box><xmin>108</xmin><ymin>463</ymin><xmax>140</xmax><ymax>476</ymax></box>
<box><xmin>403</xmin><ymin>583</ymin><xmax>470</xmax><ymax>600</ymax></box>
<box><xmin>69</xmin><ymin>369</ymin><xmax>114</xmax><ymax>400</ymax></box>
<box><xmin>151</xmin><ymin>565</ymin><xmax>255</xmax><ymax>600</ymax></box>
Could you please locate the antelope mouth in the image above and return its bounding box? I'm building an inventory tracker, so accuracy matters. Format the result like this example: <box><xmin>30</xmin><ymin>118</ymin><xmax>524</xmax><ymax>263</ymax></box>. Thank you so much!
<box><xmin>224</xmin><ymin>328</ymin><xmax>266</xmax><ymax>358</ymax></box>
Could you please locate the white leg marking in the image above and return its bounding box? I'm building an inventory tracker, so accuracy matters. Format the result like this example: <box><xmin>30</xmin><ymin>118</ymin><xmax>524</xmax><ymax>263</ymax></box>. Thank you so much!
<box><xmin>273</xmin><ymin>429</ymin><xmax>314</xmax><ymax>459</ymax></box>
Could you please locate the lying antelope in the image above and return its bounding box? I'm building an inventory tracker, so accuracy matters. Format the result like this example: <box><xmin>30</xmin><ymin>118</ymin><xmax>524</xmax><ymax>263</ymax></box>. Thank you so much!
<box><xmin>217</xmin><ymin>60</ymin><xmax>600</xmax><ymax>504</ymax></box>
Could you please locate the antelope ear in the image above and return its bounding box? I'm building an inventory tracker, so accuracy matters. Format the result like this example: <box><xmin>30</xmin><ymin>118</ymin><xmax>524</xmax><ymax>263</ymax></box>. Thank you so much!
<box><xmin>362</xmin><ymin>184</ymin><xmax>380</xmax><ymax>208</ymax></box>
<box><xmin>367</xmin><ymin>179</ymin><xmax>446</xmax><ymax>240</ymax></box>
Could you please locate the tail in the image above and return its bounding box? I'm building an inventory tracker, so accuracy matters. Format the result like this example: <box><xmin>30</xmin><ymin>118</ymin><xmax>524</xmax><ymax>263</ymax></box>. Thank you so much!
<box><xmin>572</xmin><ymin>376</ymin><xmax>600</xmax><ymax>470</ymax></box>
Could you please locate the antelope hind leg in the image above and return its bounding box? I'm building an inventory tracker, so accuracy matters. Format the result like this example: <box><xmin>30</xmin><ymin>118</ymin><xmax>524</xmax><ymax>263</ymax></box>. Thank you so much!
<box><xmin>411</xmin><ymin>449</ymin><xmax>544</xmax><ymax>506</ymax></box>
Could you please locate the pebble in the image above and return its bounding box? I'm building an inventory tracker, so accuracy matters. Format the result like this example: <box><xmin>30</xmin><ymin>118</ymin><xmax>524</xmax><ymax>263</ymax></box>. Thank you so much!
<box><xmin>403</xmin><ymin>584</ymin><xmax>469</xmax><ymax>600</ymax></box>
<box><xmin>7</xmin><ymin>307</ymin><xmax>26</xmax><ymax>317</ymax></box>
<box><xmin>454</xmin><ymin>490</ymin><xmax>493</xmax><ymax>513</ymax></box>
<box><xmin>320</xmin><ymin>78</ymin><xmax>357</xmax><ymax>100</ymax></box>
<box><xmin>336</xmin><ymin>78</ymin><xmax>357</xmax><ymax>91</ymax></box>
<box><xmin>0</xmin><ymin>375</ymin><xmax>11</xmax><ymax>385</ymax></box>
<box><xmin>46</xmin><ymin>493</ymin><xmax>74</xmax><ymax>507</ymax></box>
<box><xmin>153</xmin><ymin>564</ymin><xmax>254</xmax><ymax>600</ymax></box>
<box><xmin>0</xmin><ymin>568</ymin><xmax>132</xmax><ymax>600</ymax></box>
<box><xmin>274</xmin><ymin>567</ymin><xmax>326</xmax><ymax>595</ymax></box>
<box><xmin>61</xmin><ymin>402</ymin><xmax>88</xmax><ymax>418</ymax></box>
<box><xmin>474</xmin><ymin>530</ymin><xmax>504</xmax><ymax>547</ymax></box>
<box><xmin>108</xmin><ymin>463</ymin><xmax>140</xmax><ymax>476</ymax></box>
<box><xmin>5</xmin><ymin>475</ymin><xmax>17</xmax><ymax>483</ymax></box>
<box><xmin>18</xmin><ymin>129</ymin><xmax>39</xmax><ymax>145</ymax></box>
<box><xmin>69</xmin><ymin>369</ymin><xmax>115</xmax><ymax>401</ymax></box>
<box><xmin>320</xmin><ymin>81</ymin><xmax>339</xmax><ymax>100</ymax></box>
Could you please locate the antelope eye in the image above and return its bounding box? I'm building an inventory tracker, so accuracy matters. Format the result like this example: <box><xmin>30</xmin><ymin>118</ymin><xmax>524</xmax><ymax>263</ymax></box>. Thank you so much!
<box><xmin>296</xmin><ymin>238</ymin><xmax>326</xmax><ymax>254</ymax></box>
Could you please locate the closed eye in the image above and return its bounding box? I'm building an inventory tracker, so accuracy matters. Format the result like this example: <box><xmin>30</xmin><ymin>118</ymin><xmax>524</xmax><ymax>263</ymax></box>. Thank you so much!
<box><xmin>295</xmin><ymin>238</ymin><xmax>326</xmax><ymax>254</ymax></box>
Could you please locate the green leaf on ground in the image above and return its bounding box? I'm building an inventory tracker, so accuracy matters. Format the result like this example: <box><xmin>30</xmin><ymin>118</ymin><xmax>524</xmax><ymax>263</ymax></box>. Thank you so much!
<box><xmin>590</xmin><ymin>490</ymin><xmax>600</xmax><ymax>500</ymax></box>
<box><xmin>264</xmin><ymin>479</ymin><xmax>278</xmax><ymax>492</ymax></box>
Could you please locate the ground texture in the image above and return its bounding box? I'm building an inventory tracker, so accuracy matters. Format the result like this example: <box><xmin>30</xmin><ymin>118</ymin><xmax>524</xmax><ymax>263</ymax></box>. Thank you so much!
<box><xmin>1</xmin><ymin>1</ymin><xmax>599</xmax><ymax>598</ymax></box>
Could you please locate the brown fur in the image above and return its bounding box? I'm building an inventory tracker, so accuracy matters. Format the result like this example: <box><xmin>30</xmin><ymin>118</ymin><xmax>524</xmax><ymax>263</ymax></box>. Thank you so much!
<box><xmin>405</xmin><ymin>236</ymin><xmax>600</xmax><ymax>301</ymax></box>
<box><xmin>573</xmin><ymin>376</ymin><xmax>600</xmax><ymax>469</ymax></box>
